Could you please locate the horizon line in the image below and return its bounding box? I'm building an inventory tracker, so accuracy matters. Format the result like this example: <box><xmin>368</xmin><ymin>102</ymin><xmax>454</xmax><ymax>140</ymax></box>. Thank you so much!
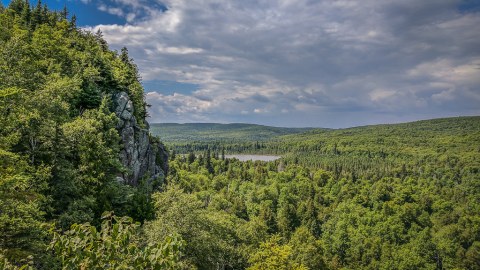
<box><xmin>148</xmin><ymin>115</ymin><xmax>479</xmax><ymax>130</ymax></box>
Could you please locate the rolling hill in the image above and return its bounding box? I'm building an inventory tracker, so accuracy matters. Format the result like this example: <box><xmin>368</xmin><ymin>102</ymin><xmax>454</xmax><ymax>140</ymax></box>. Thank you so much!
<box><xmin>149</xmin><ymin>122</ymin><xmax>317</xmax><ymax>142</ymax></box>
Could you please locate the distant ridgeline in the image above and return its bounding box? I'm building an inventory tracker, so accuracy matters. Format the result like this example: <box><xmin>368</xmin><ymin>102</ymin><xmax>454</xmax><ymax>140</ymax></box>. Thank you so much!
<box><xmin>161</xmin><ymin>116</ymin><xmax>480</xmax><ymax>269</ymax></box>
<box><xmin>150</xmin><ymin>122</ymin><xmax>318</xmax><ymax>152</ymax></box>
<box><xmin>0</xmin><ymin>1</ymin><xmax>167</xmax><ymax>266</ymax></box>
<box><xmin>150</xmin><ymin>123</ymin><xmax>317</xmax><ymax>142</ymax></box>
<box><xmin>154</xmin><ymin>117</ymin><xmax>480</xmax><ymax>179</ymax></box>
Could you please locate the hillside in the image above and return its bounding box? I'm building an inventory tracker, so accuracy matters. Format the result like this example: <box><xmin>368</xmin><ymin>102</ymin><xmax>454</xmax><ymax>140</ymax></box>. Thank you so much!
<box><xmin>277</xmin><ymin>116</ymin><xmax>480</xmax><ymax>176</ymax></box>
<box><xmin>150</xmin><ymin>122</ymin><xmax>316</xmax><ymax>142</ymax></box>
<box><xmin>162</xmin><ymin>116</ymin><xmax>480</xmax><ymax>178</ymax></box>
<box><xmin>278</xmin><ymin>116</ymin><xmax>480</xmax><ymax>155</ymax></box>
<box><xmin>157</xmin><ymin>116</ymin><xmax>479</xmax><ymax>152</ymax></box>
<box><xmin>0</xmin><ymin>2</ymin><xmax>168</xmax><ymax>268</ymax></box>
<box><xmin>162</xmin><ymin>115</ymin><xmax>480</xmax><ymax>269</ymax></box>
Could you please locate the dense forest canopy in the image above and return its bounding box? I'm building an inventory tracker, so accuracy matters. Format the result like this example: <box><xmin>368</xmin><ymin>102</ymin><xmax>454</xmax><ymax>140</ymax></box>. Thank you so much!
<box><xmin>158</xmin><ymin>117</ymin><xmax>480</xmax><ymax>269</ymax></box>
<box><xmin>150</xmin><ymin>123</ymin><xmax>317</xmax><ymax>142</ymax></box>
<box><xmin>1</xmin><ymin>1</ymin><xmax>480</xmax><ymax>269</ymax></box>
<box><xmin>158</xmin><ymin>117</ymin><xmax>480</xmax><ymax>179</ymax></box>
<box><xmin>0</xmin><ymin>1</ymin><xmax>174</xmax><ymax>268</ymax></box>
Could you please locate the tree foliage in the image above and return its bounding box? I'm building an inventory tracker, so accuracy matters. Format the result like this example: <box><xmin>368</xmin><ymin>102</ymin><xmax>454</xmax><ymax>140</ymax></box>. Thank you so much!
<box><xmin>50</xmin><ymin>212</ymin><xmax>184</xmax><ymax>269</ymax></box>
<box><xmin>156</xmin><ymin>126</ymin><xmax>480</xmax><ymax>269</ymax></box>
<box><xmin>0</xmin><ymin>2</ymin><xmax>156</xmax><ymax>267</ymax></box>
<box><xmin>247</xmin><ymin>235</ymin><xmax>307</xmax><ymax>270</ymax></box>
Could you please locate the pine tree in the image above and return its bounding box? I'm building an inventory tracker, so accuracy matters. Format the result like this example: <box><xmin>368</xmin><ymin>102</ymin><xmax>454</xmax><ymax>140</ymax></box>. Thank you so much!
<box><xmin>8</xmin><ymin>0</ymin><xmax>26</xmax><ymax>14</ymax></box>
<box><xmin>187</xmin><ymin>152</ymin><xmax>196</xmax><ymax>164</ymax></box>
<box><xmin>32</xmin><ymin>0</ymin><xmax>43</xmax><ymax>27</ymax></box>
<box><xmin>206</xmin><ymin>149</ymin><xmax>214</xmax><ymax>174</ymax></box>
<box><xmin>60</xmin><ymin>4</ymin><xmax>68</xmax><ymax>20</ymax></box>
<box><xmin>70</xmin><ymin>14</ymin><xmax>77</xmax><ymax>28</ymax></box>
<box><xmin>20</xmin><ymin>0</ymin><xmax>31</xmax><ymax>26</ymax></box>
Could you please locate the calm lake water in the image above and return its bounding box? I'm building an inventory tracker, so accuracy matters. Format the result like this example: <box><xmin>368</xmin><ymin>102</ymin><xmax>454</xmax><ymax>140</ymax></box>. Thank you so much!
<box><xmin>225</xmin><ymin>155</ymin><xmax>281</xmax><ymax>162</ymax></box>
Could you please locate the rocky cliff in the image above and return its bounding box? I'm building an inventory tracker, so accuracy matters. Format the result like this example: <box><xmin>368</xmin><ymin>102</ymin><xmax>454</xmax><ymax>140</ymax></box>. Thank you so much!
<box><xmin>114</xmin><ymin>91</ymin><xmax>168</xmax><ymax>186</ymax></box>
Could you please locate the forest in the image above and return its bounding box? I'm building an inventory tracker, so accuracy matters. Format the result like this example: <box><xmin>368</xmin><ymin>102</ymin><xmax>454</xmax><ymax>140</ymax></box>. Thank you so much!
<box><xmin>1</xmin><ymin>1</ymin><xmax>480</xmax><ymax>269</ymax></box>
<box><xmin>160</xmin><ymin>116</ymin><xmax>480</xmax><ymax>180</ymax></box>
<box><xmin>156</xmin><ymin>117</ymin><xmax>480</xmax><ymax>269</ymax></box>
<box><xmin>150</xmin><ymin>123</ymin><xmax>316</xmax><ymax>143</ymax></box>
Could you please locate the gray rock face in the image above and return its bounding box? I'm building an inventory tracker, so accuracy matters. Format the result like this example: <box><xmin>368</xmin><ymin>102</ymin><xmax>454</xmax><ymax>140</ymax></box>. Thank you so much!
<box><xmin>114</xmin><ymin>91</ymin><xmax>168</xmax><ymax>186</ymax></box>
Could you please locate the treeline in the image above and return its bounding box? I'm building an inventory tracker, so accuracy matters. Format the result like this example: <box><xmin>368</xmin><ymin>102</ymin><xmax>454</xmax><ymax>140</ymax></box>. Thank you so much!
<box><xmin>0</xmin><ymin>2</ymin><xmax>170</xmax><ymax>268</ymax></box>
<box><xmin>150</xmin><ymin>123</ymin><xmax>315</xmax><ymax>143</ymax></box>
<box><xmin>167</xmin><ymin>116</ymin><xmax>480</xmax><ymax>179</ymax></box>
<box><xmin>170</xmin><ymin>141</ymin><xmax>270</xmax><ymax>155</ymax></box>
<box><xmin>157</xmin><ymin>117</ymin><xmax>480</xmax><ymax>269</ymax></box>
<box><xmin>161</xmin><ymin>147</ymin><xmax>480</xmax><ymax>269</ymax></box>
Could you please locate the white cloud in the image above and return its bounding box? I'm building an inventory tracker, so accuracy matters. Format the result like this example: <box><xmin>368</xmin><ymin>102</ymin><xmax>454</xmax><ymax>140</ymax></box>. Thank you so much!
<box><xmin>156</xmin><ymin>45</ymin><xmax>203</xmax><ymax>55</ymax></box>
<box><xmin>98</xmin><ymin>4</ymin><xmax>124</xmax><ymax>17</ymax></box>
<box><xmin>432</xmin><ymin>89</ymin><xmax>456</xmax><ymax>103</ymax></box>
<box><xmin>126</xmin><ymin>13</ymin><xmax>136</xmax><ymax>22</ymax></box>
<box><xmin>369</xmin><ymin>89</ymin><xmax>397</xmax><ymax>102</ymax></box>
<box><xmin>85</xmin><ymin>0</ymin><xmax>480</xmax><ymax>127</ymax></box>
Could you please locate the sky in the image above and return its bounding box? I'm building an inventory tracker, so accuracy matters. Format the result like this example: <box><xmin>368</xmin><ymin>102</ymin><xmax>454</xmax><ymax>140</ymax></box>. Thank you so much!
<box><xmin>3</xmin><ymin>0</ymin><xmax>480</xmax><ymax>128</ymax></box>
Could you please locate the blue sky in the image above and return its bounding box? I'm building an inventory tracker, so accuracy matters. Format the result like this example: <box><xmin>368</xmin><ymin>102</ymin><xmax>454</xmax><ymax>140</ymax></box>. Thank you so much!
<box><xmin>3</xmin><ymin>0</ymin><xmax>480</xmax><ymax>128</ymax></box>
<box><xmin>1</xmin><ymin>0</ymin><xmax>125</xmax><ymax>25</ymax></box>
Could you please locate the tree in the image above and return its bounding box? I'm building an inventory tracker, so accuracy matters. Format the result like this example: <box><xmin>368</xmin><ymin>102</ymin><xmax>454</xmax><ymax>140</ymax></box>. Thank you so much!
<box><xmin>59</xmin><ymin>4</ymin><xmax>67</xmax><ymax>20</ymax></box>
<box><xmin>187</xmin><ymin>152</ymin><xmax>196</xmax><ymax>164</ymax></box>
<box><xmin>206</xmin><ymin>148</ymin><xmax>214</xmax><ymax>174</ymax></box>
<box><xmin>277</xmin><ymin>187</ymin><xmax>299</xmax><ymax>238</ymax></box>
<box><xmin>0</xmin><ymin>88</ymin><xmax>49</xmax><ymax>266</ymax></box>
<box><xmin>8</xmin><ymin>0</ymin><xmax>26</xmax><ymax>14</ymax></box>
<box><xmin>289</xmin><ymin>226</ymin><xmax>325</xmax><ymax>270</ymax></box>
<box><xmin>247</xmin><ymin>235</ymin><xmax>307</xmax><ymax>270</ymax></box>
<box><xmin>56</xmin><ymin>98</ymin><xmax>122</xmax><ymax>227</ymax></box>
<box><xmin>32</xmin><ymin>0</ymin><xmax>43</xmax><ymax>27</ymax></box>
<box><xmin>50</xmin><ymin>212</ymin><xmax>184</xmax><ymax>269</ymax></box>
<box><xmin>145</xmin><ymin>186</ymin><xmax>242</xmax><ymax>269</ymax></box>
<box><xmin>0</xmin><ymin>3</ymin><xmax>175</xmax><ymax>267</ymax></box>
<box><xmin>0</xmin><ymin>149</ymin><xmax>48</xmax><ymax>266</ymax></box>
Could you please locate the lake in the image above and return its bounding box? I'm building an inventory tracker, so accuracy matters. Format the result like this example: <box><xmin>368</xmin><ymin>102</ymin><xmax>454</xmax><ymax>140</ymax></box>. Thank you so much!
<box><xmin>225</xmin><ymin>155</ymin><xmax>281</xmax><ymax>162</ymax></box>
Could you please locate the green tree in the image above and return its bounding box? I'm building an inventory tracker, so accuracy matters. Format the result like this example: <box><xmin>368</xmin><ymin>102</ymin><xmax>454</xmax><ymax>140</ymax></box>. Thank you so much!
<box><xmin>56</xmin><ymin>98</ymin><xmax>122</xmax><ymax>227</ymax></box>
<box><xmin>0</xmin><ymin>149</ymin><xmax>48</xmax><ymax>266</ymax></box>
<box><xmin>289</xmin><ymin>226</ymin><xmax>325</xmax><ymax>270</ymax></box>
<box><xmin>0</xmin><ymin>88</ymin><xmax>49</xmax><ymax>266</ymax></box>
<box><xmin>50</xmin><ymin>212</ymin><xmax>184</xmax><ymax>269</ymax></box>
<box><xmin>145</xmin><ymin>186</ymin><xmax>243</xmax><ymax>269</ymax></box>
<box><xmin>247</xmin><ymin>235</ymin><xmax>307</xmax><ymax>270</ymax></box>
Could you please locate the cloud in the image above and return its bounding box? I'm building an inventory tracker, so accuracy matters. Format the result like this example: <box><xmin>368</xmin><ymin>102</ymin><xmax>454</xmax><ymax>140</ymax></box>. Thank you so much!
<box><xmin>146</xmin><ymin>92</ymin><xmax>213</xmax><ymax>122</ymax></box>
<box><xmin>98</xmin><ymin>4</ymin><xmax>124</xmax><ymax>17</ymax></box>
<box><xmin>156</xmin><ymin>45</ymin><xmax>203</xmax><ymax>55</ymax></box>
<box><xmin>369</xmin><ymin>89</ymin><xmax>397</xmax><ymax>102</ymax></box>
<box><xmin>88</xmin><ymin>0</ymin><xmax>162</xmax><ymax>23</ymax></box>
<box><xmin>85</xmin><ymin>0</ymin><xmax>480</xmax><ymax>127</ymax></box>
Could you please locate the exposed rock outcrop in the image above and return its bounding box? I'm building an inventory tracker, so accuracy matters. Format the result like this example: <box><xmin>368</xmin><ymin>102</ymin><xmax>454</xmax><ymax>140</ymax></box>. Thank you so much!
<box><xmin>113</xmin><ymin>91</ymin><xmax>168</xmax><ymax>186</ymax></box>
